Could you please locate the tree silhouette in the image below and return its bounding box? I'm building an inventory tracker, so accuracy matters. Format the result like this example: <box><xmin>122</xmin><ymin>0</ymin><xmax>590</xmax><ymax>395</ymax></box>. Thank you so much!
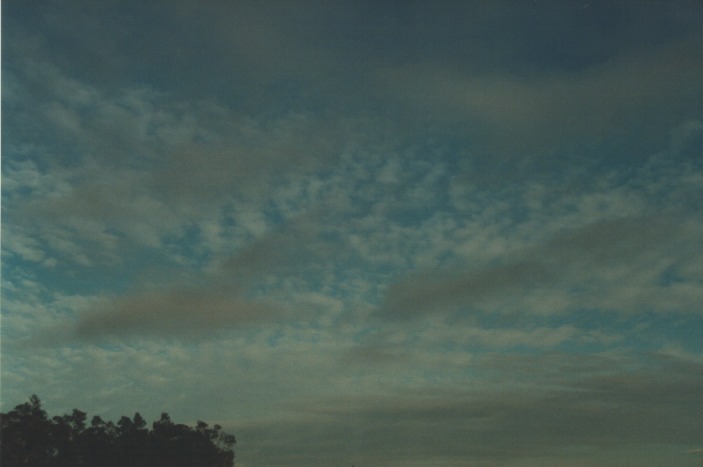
<box><xmin>0</xmin><ymin>396</ymin><xmax>235</xmax><ymax>467</ymax></box>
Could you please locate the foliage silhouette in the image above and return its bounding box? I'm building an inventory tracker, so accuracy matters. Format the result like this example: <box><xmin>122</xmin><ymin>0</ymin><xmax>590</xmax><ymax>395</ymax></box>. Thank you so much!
<box><xmin>0</xmin><ymin>395</ymin><xmax>235</xmax><ymax>466</ymax></box>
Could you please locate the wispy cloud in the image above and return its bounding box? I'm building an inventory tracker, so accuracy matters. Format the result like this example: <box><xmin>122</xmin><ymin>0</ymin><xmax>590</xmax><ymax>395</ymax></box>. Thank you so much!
<box><xmin>379</xmin><ymin>33</ymin><xmax>703</xmax><ymax>157</ymax></box>
<box><xmin>233</xmin><ymin>351</ymin><xmax>703</xmax><ymax>466</ymax></box>
<box><xmin>379</xmin><ymin>213</ymin><xmax>703</xmax><ymax>319</ymax></box>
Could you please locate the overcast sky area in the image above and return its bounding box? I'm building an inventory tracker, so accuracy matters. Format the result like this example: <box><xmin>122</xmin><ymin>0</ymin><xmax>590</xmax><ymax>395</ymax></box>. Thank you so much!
<box><xmin>2</xmin><ymin>1</ymin><xmax>703</xmax><ymax>465</ymax></box>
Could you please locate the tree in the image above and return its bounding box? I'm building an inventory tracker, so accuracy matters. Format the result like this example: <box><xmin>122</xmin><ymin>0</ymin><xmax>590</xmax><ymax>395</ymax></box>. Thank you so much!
<box><xmin>0</xmin><ymin>395</ymin><xmax>55</xmax><ymax>465</ymax></box>
<box><xmin>51</xmin><ymin>408</ymin><xmax>88</xmax><ymax>465</ymax></box>
<box><xmin>0</xmin><ymin>396</ymin><xmax>235</xmax><ymax>467</ymax></box>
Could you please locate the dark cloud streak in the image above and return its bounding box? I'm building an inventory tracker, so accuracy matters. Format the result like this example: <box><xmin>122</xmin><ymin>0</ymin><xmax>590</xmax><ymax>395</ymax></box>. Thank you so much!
<box><xmin>72</xmin><ymin>284</ymin><xmax>284</xmax><ymax>341</ymax></box>
<box><xmin>377</xmin><ymin>215</ymin><xmax>699</xmax><ymax>319</ymax></box>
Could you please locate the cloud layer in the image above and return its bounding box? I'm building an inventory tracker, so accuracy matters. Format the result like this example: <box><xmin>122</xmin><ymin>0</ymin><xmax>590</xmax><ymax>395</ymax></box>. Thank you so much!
<box><xmin>3</xmin><ymin>2</ymin><xmax>703</xmax><ymax>465</ymax></box>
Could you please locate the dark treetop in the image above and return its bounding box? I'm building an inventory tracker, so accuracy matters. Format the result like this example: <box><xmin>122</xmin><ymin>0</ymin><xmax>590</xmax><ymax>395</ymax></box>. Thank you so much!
<box><xmin>0</xmin><ymin>395</ymin><xmax>235</xmax><ymax>467</ymax></box>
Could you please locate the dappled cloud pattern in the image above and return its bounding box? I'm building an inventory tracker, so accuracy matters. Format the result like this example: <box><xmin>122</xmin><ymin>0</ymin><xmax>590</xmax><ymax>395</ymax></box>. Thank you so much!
<box><xmin>3</xmin><ymin>2</ymin><xmax>703</xmax><ymax>465</ymax></box>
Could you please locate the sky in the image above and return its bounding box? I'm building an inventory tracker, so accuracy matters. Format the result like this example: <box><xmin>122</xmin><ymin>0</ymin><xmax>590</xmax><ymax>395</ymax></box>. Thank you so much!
<box><xmin>2</xmin><ymin>1</ymin><xmax>703</xmax><ymax>465</ymax></box>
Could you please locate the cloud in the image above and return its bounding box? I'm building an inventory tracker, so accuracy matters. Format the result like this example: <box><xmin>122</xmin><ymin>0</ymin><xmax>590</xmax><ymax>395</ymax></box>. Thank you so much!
<box><xmin>7</xmin><ymin>330</ymin><xmax>701</xmax><ymax>465</ymax></box>
<box><xmin>3</xmin><ymin>4</ymin><xmax>702</xmax><ymax>465</ymax></box>
<box><xmin>377</xmin><ymin>214</ymin><xmax>703</xmax><ymax>319</ymax></box>
<box><xmin>231</xmin><ymin>351</ymin><xmax>703</xmax><ymax>466</ymax></box>
<box><xmin>71</xmin><ymin>285</ymin><xmax>284</xmax><ymax>341</ymax></box>
<box><xmin>3</xmin><ymin>37</ymin><xmax>355</xmax><ymax>272</ymax></box>
<box><xmin>378</xmin><ymin>32</ymin><xmax>703</xmax><ymax>156</ymax></box>
<box><xmin>55</xmin><ymin>206</ymin><xmax>354</xmax><ymax>341</ymax></box>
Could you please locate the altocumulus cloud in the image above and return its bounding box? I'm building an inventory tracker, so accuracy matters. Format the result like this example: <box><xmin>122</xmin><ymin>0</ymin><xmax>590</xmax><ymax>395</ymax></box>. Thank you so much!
<box><xmin>3</xmin><ymin>2</ymin><xmax>703</xmax><ymax>466</ymax></box>
<box><xmin>379</xmin><ymin>212</ymin><xmax>703</xmax><ymax>320</ymax></box>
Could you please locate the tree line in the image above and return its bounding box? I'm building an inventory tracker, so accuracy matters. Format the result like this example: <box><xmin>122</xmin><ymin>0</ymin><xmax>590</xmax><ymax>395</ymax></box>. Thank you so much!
<box><xmin>0</xmin><ymin>395</ymin><xmax>235</xmax><ymax>466</ymax></box>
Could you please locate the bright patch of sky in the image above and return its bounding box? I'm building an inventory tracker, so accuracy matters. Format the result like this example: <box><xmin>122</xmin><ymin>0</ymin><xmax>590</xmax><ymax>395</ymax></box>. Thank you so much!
<box><xmin>3</xmin><ymin>1</ymin><xmax>703</xmax><ymax>465</ymax></box>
